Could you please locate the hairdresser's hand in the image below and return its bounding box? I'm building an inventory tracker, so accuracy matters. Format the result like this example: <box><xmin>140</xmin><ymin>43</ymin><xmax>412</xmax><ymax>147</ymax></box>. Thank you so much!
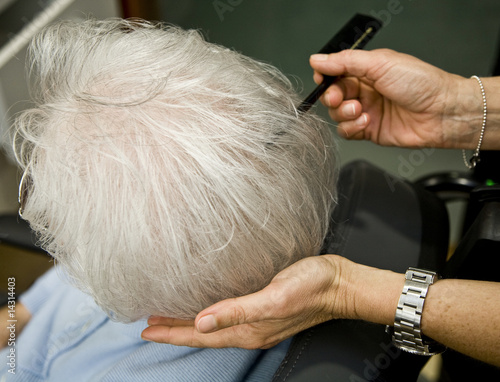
<box><xmin>142</xmin><ymin>255</ymin><xmax>352</xmax><ymax>349</ymax></box>
<box><xmin>310</xmin><ymin>49</ymin><xmax>484</xmax><ymax>150</ymax></box>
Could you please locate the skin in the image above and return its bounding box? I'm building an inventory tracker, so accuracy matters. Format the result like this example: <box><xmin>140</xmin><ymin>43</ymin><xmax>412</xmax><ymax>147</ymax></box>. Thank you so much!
<box><xmin>142</xmin><ymin>50</ymin><xmax>500</xmax><ymax>367</ymax></box>
<box><xmin>309</xmin><ymin>49</ymin><xmax>500</xmax><ymax>151</ymax></box>
<box><xmin>142</xmin><ymin>256</ymin><xmax>404</xmax><ymax>350</ymax></box>
<box><xmin>0</xmin><ymin>302</ymin><xmax>31</xmax><ymax>350</ymax></box>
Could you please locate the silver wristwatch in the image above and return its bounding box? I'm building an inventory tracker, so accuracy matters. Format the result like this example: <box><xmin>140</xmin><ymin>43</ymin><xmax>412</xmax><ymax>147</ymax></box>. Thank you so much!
<box><xmin>386</xmin><ymin>267</ymin><xmax>446</xmax><ymax>356</ymax></box>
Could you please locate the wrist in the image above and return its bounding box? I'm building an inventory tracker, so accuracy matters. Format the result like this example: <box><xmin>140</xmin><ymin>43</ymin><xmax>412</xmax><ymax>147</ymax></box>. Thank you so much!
<box><xmin>444</xmin><ymin>75</ymin><xmax>500</xmax><ymax>150</ymax></box>
<box><xmin>329</xmin><ymin>256</ymin><xmax>404</xmax><ymax>325</ymax></box>
<box><xmin>443</xmin><ymin>75</ymin><xmax>483</xmax><ymax>149</ymax></box>
<box><xmin>479</xmin><ymin>77</ymin><xmax>500</xmax><ymax>150</ymax></box>
<box><xmin>388</xmin><ymin>268</ymin><xmax>446</xmax><ymax>355</ymax></box>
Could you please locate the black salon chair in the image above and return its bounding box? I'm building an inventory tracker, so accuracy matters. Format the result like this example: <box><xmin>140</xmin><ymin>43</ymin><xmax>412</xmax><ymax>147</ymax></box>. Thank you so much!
<box><xmin>0</xmin><ymin>214</ymin><xmax>45</xmax><ymax>254</ymax></box>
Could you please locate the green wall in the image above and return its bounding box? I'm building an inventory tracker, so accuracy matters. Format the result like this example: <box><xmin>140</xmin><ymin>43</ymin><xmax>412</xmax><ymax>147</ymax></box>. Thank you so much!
<box><xmin>160</xmin><ymin>0</ymin><xmax>500</xmax><ymax>178</ymax></box>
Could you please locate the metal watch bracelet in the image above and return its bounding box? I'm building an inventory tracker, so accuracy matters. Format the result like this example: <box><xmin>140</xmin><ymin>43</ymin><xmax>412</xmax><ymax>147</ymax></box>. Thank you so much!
<box><xmin>386</xmin><ymin>267</ymin><xmax>446</xmax><ymax>356</ymax></box>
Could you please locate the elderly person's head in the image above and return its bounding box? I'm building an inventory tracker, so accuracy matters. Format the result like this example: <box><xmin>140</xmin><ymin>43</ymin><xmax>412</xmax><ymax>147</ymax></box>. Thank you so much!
<box><xmin>13</xmin><ymin>19</ymin><xmax>337</xmax><ymax>321</ymax></box>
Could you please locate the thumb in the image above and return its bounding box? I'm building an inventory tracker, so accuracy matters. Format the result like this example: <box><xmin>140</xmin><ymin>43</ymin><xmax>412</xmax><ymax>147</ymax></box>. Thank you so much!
<box><xmin>310</xmin><ymin>49</ymin><xmax>393</xmax><ymax>81</ymax></box>
<box><xmin>195</xmin><ymin>288</ymin><xmax>275</xmax><ymax>333</ymax></box>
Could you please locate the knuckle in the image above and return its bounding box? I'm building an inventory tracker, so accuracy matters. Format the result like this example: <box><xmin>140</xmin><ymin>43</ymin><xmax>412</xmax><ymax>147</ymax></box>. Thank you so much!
<box><xmin>229</xmin><ymin>303</ymin><xmax>248</xmax><ymax>326</ymax></box>
<box><xmin>268</xmin><ymin>286</ymin><xmax>290</xmax><ymax>314</ymax></box>
<box><xmin>376</xmin><ymin>48</ymin><xmax>395</xmax><ymax>56</ymax></box>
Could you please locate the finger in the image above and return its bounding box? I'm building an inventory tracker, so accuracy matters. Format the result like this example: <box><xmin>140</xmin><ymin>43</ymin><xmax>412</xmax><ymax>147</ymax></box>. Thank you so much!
<box><xmin>313</xmin><ymin>71</ymin><xmax>323</xmax><ymax>85</ymax></box>
<box><xmin>142</xmin><ymin>323</ymin><xmax>238</xmax><ymax>348</ymax></box>
<box><xmin>335</xmin><ymin>113</ymin><xmax>370</xmax><ymax>139</ymax></box>
<box><xmin>147</xmin><ymin>316</ymin><xmax>195</xmax><ymax>327</ymax></box>
<box><xmin>142</xmin><ymin>323</ymin><xmax>202</xmax><ymax>347</ymax></box>
<box><xmin>310</xmin><ymin>49</ymin><xmax>388</xmax><ymax>81</ymax></box>
<box><xmin>319</xmin><ymin>77</ymin><xmax>360</xmax><ymax>108</ymax></box>
<box><xmin>194</xmin><ymin>287</ymin><xmax>279</xmax><ymax>334</ymax></box>
<box><xmin>141</xmin><ymin>322</ymin><xmax>273</xmax><ymax>349</ymax></box>
<box><xmin>326</xmin><ymin>100</ymin><xmax>363</xmax><ymax>122</ymax></box>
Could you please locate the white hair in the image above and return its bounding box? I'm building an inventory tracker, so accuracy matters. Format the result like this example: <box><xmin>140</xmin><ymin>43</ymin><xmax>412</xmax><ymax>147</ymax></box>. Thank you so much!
<box><xmin>13</xmin><ymin>18</ymin><xmax>337</xmax><ymax>321</ymax></box>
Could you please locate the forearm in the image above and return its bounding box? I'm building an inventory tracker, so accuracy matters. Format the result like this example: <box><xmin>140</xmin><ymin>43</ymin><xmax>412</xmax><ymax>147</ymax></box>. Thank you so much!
<box><xmin>423</xmin><ymin>278</ymin><xmax>500</xmax><ymax>366</ymax></box>
<box><xmin>336</xmin><ymin>257</ymin><xmax>500</xmax><ymax>366</ymax></box>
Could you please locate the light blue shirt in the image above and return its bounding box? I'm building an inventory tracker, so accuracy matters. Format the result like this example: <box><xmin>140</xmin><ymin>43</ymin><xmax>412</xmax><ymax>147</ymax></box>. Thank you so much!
<box><xmin>1</xmin><ymin>268</ymin><xmax>289</xmax><ymax>381</ymax></box>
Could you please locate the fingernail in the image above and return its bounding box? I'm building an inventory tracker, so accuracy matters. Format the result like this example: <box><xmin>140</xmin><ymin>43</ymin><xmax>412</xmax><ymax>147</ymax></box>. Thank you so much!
<box><xmin>141</xmin><ymin>331</ymin><xmax>153</xmax><ymax>341</ymax></box>
<box><xmin>310</xmin><ymin>54</ymin><xmax>328</xmax><ymax>61</ymax></box>
<box><xmin>197</xmin><ymin>315</ymin><xmax>217</xmax><ymax>333</ymax></box>
<box><xmin>323</xmin><ymin>91</ymin><xmax>331</xmax><ymax>107</ymax></box>
<box><xmin>343</xmin><ymin>103</ymin><xmax>356</xmax><ymax>117</ymax></box>
<box><xmin>356</xmin><ymin>114</ymin><xmax>368</xmax><ymax>126</ymax></box>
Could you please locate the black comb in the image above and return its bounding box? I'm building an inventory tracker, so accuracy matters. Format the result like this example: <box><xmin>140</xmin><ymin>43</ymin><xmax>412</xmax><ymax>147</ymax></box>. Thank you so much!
<box><xmin>298</xmin><ymin>14</ymin><xmax>382</xmax><ymax>113</ymax></box>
